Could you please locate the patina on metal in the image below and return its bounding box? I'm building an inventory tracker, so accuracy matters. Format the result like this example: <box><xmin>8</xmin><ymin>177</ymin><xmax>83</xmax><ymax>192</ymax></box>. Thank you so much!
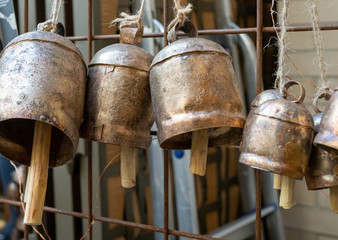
<box><xmin>240</xmin><ymin>81</ymin><xmax>314</xmax><ymax>180</ymax></box>
<box><xmin>314</xmin><ymin>87</ymin><xmax>338</xmax><ymax>153</ymax></box>
<box><xmin>80</xmin><ymin>26</ymin><xmax>154</xmax><ymax>149</ymax></box>
<box><xmin>150</xmin><ymin>37</ymin><xmax>245</xmax><ymax>149</ymax></box>
<box><xmin>0</xmin><ymin>31</ymin><xmax>87</xmax><ymax>167</ymax></box>
<box><xmin>306</xmin><ymin>92</ymin><xmax>338</xmax><ymax>190</ymax></box>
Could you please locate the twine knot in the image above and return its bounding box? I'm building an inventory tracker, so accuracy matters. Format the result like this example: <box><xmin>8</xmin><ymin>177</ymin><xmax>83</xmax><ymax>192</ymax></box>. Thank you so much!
<box><xmin>37</xmin><ymin>0</ymin><xmax>63</xmax><ymax>33</ymax></box>
<box><xmin>111</xmin><ymin>0</ymin><xmax>146</xmax><ymax>30</ymax></box>
<box><xmin>37</xmin><ymin>20</ymin><xmax>57</xmax><ymax>32</ymax></box>
<box><xmin>167</xmin><ymin>1</ymin><xmax>193</xmax><ymax>43</ymax></box>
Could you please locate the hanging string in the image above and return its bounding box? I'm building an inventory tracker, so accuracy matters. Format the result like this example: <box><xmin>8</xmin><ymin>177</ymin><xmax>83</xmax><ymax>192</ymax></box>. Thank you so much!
<box><xmin>275</xmin><ymin>0</ymin><xmax>290</xmax><ymax>92</ymax></box>
<box><xmin>307</xmin><ymin>0</ymin><xmax>330</xmax><ymax>96</ymax></box>
<box><xmin>167</xmin><ymin>0</ymin><xmax>193</xmax><ymax>43</ymax></box>
<box><xmin>37</xmin><ymin>0</ymin><xmax>63</xmax><ymax>32</ymax></box>
<box><xmin>270</xmin><ymin>0</ymin><xmax>319</xmax><ymax>89</ymax></box>
<box><xmin>111</xmin><ymin>0</ymin><xmax>146</xmax><ymax>29</ymax></box>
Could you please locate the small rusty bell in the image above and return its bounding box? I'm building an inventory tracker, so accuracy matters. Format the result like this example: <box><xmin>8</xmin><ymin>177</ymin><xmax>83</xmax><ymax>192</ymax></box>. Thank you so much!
<box><xmin>239</xmin><ymin>81</ymin><xmax>314</xmax><ymax>180</ymax></box>
<box><xmin>314</xmin><ymin>87</ymin><xmax>338</xmax><ymax>153</ymax></box>
<box><xmin>0</xmin><ymin>30</ymin><xmax>87</xmax><ymax>167</ymax></box>
<box><xmin>150</xmin><ymin>23</ymin><xmax>245</xmax><ymax>150</ymax></box>
<box><xmin>306</xmin><ymin>92</ymin><xmax>338</xmax><ymax>190</ymax></box>
<box><xmin>80</xmin><ymin>26</ymin><xmax>153</xmax><ymax>188</ymax></box>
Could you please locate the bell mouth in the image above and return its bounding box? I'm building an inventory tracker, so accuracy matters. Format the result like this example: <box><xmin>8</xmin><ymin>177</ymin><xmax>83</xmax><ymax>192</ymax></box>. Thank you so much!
<box><xmin>157</xmin><ymin>112</ymin><xmax>245</xmax><ymax>149</ymax></box>
<box><xmin>239</xmin><ymin>152</ymin><xmax>304</xmax><ymax>180</ymax></box>
<box><xmin>0</xmin><ymin>118</ymin><xmax>75</xmax><ymax>167</ymax></box>
<box><xmin>305</xmin><ymin>174</ymin><xmax>338</xmax><ymax>190</ymax></box>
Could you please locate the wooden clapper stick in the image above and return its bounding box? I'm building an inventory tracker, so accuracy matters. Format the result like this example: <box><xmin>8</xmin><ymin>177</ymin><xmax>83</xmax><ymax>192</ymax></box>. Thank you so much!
<box><xmin>330</xmin><ymin>186</ymin><xmax>338</xmax><ymax>213</ymax></box>
<box><xmin>190</xmin><ymin>129</ymin><xmax>209</xmax><ymax>176</ymax></box>
<box><xmin>279</xmin><ymin>175</ymin><xmax>296</xmax><ymax>209</ymax></box>
<box><xmin>273</xmin><ymin>174</ymin><xmax>282</xmax><ymax>190</ymax></box>
<box><xmin>120</xmin><ymin>146</ymin><xmax>138</xmax><ymax>188</ymax></box>
<box><xmin>24</xmin><ymin>121</ymin><xmax>51</xmax><ymax>225</ymax></box>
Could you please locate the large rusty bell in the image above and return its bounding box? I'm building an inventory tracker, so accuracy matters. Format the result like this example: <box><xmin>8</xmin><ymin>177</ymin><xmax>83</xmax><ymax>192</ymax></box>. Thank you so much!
<box><xmin>80</xmin><ymin>25</ymin><xmax>153</xmax><ymax>188</ymax></box>
<box><xmin>239</xmin><ymin>81</ymin><xmax>314</xmax><ymax>180</ymax></box>
<box><xmin>0</xmin><ymin>30</ymin><xmax>87</xmax><ymax>167</ymax></box>
<box><xmin>314</xmin><ymin>87</ymin><xmax>338</xmax><ymax>153</ymax></box>
<box><xmin>150</xmin><ymin>22</ymin><xmax>245</xmax><ymax>151</ymax></box>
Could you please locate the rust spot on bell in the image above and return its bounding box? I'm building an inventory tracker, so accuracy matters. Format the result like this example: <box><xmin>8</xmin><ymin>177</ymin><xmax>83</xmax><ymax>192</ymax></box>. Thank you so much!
<box><xmin>240</xmin><ymin>82</ymin><xmax>314</xmax><ymax>180</ymax></box>
<box><xmin>149</xmin><ymin>38</ymin><xmax>245</xmax><ymax>149</ymax></box>
<box><xmin>0</xmin><ymin>31</ymin><xmax>87</xmax><ymax>167</ymax></box>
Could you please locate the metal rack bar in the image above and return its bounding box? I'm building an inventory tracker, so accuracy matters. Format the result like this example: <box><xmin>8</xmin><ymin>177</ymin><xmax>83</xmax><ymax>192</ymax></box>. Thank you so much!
<box><xmin>255</xmin><ymin>0</ymin><xmax>263</xmax><ymax>239</ymax></box>
<box><xmin>66</xmin><ymin>24</ymin><xmax>338</xmax><ymax>41</ymax></box>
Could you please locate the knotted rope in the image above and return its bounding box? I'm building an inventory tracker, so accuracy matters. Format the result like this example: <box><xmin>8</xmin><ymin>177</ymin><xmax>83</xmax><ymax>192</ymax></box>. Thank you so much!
<box><xmin>37</xmin><ymin>0</ymin><xmax>63</xmax><ymax>32</ymax></box>
<box><xmin>167</xmin><ymin>0</ymin><xmax>193</xmax><ymax>43</ymax></box>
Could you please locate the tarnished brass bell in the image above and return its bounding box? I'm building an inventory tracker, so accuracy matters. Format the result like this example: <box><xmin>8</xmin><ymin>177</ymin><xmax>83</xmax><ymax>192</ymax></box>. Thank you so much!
<box><xmin>80</xmin><ymin>25</ymin><xmax>153</xmax><ymax>188</ymax></box>
<box><xmin>150</xmin><ymin>31</ymin><xmax>245</xmax><ymax>150</ymax></box>
<box><xmin>239</xmin><ymin>81</ymin><xmax>315</xmax><ymax>180</ymax></box>
<box><xmin>306</xmin><ymin>93</ymin><xmax>338</xmax><ymax>190</ymax></box>
<box><xmin>314</xmin><ymin>87</ymin><xmax>338</xmax><ymax>153</ymax></box>
<box><xmin>0</xmin><ymin>30</ymin><xmax>87</xmax><ymax>167</ymax></box>
<box><xmin>80</xmin><ymin>30</ymin><xmax>153</xmax><ymax>149</ymax></box>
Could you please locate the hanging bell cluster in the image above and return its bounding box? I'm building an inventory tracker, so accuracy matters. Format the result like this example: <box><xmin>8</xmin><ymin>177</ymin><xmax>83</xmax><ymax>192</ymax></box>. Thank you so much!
<box><xmin>149</xmin><ymin>21</ymin><xmax>245</xmax><ymax>175</ymax></box>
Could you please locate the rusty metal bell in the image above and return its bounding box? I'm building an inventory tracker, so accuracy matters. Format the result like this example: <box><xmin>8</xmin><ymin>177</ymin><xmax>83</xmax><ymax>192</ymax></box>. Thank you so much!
<box><xmin>239</xmin><ymin>81</ymin><xmax>315</xmax><ymax>179</ymax></box>
<box><xmin>80</xmin><ymin>30</ymin><xmax>154</xmax><ymax>149</ymax></box>
<box><xmin>306</xmin><ymin>93</ymin><xmax>338</xmax><ymax>190</ymax></box>
<box><xmin>0</xmin><ymin>30</ymin><xmax>87</xmax><ymax>167</ymax></box>
<box><xmin>150</xmin><ymin>37</ymin><xmax>245</xmax><ymax>149</ymax></box>
<box><xmin>314</xmin><ymin>87</ymin><xmax>338</xmax><ymax>153</ymax></box>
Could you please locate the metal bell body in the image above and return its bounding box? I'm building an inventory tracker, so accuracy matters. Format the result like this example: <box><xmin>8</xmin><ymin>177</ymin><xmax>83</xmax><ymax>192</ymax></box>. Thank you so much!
<box><xmin>314</xmin><ymin>87</ymin><xmax>338</xmax><ymax>153</ymax></box>
<box><xmin>150</xmin><ymin>38</ymin><xmax>245</xmax><ymax>149</ymax></box>
<box><xmin>0</xmin><ymin>31</ymin><xmax>87</xmax><ymax>167</ymax></box>
<box><xmin>240</xmin><ymin>98</ymin><xmax>314</xmax><ymax>179</ymax></box>
<box><xmin>80</xmin><ymin>44</ymin><xmax>154</xmax><ymax>149</ymax></box>
<box><xmin>306</xmin><ymin>113</ymin><xmax>338</xmax><ymax>190</ymax></box>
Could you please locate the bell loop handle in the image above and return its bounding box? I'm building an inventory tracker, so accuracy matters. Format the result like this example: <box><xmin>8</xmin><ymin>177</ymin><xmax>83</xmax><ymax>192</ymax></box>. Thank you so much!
<box><xmin>312</xmin><ymin>91</ymin><xmax>332</xmax><ymax>113</ymax></box>
<box><xmin>281</xmin><ymin>80</ymin><xmax>306</xmax><ymax>104</ymax></box>
<box><xmin>168</xmin><ymin>20</ymin><xmax>198</xmax><ymax>43</ymax></box>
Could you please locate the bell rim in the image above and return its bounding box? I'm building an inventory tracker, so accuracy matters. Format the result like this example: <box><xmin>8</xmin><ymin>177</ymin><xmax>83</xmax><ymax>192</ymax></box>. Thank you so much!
<box><xmin>80</xmin><ymin>125</ymin><xmax>152</xmax><ymax>149</ymax></box>
<box><xmin>0</xmin><ymin>117</ymin><xmax>78</xmax><ymax>168</ymax></box>
<box><xmin>239</xmin><ymin>152</ymin><xmax>304</xmax><ymax>180</ymax></box>
<box><xmin>305</xmin><ymin>175</ymin><xmax>338</xmax><ymax>190</ymax></box>
<box><xmin>157</xmin><ymin>114</ymin><xmax>245</xmax><ymax>149</ymax></box>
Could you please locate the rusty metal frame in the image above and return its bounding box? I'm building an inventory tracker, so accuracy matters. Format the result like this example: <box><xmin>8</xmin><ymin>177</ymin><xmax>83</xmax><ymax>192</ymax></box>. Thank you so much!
<box><xmin>1</xmin><ymin>0</ymin><xmax>338</xmax><ymax>239</ymax></box>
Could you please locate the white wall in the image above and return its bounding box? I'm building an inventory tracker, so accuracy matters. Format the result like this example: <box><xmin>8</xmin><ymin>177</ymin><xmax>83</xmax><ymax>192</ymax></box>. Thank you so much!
<box><xmin>277</xmin><ymin>0</ymin><xmax>338</xmax><ymax>239</ymax></box>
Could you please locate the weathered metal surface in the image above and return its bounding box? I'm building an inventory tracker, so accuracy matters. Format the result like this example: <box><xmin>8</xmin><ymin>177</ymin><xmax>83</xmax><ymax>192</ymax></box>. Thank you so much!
<box><xmin>240</xmin><ymin>82</ymin><xmax>314</xmax><ymax>180</ymax></box>
<box><xmin>80</xmin><ymin>43</ymin><xmax>154</xmax><ymax>149</ymax></box>
<box><xmin>306</xmin><ymin>113</ymin><xmax>338</xmax><ymax>190</ymax></box>
<box><xmin>150</xmin><ymin>38</ymin><xmax>245</xmax><ymax>149</ymax></box>
<box><xmin>314</xmin><ymin>87</ymin><xmax>338</xmax><ymax>153</ymax></box>
<box><xmin>0</xmin><ymin>31</ymin><xmax>87</xmax><ymax>167</ymax></box>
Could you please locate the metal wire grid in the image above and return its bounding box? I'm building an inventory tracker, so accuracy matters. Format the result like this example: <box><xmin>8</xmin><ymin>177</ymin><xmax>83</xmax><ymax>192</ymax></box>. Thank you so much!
<box><xmin>0</xmin><ymin>0</ymin><xmax>338</xmax><ymax>239</ymax></box>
